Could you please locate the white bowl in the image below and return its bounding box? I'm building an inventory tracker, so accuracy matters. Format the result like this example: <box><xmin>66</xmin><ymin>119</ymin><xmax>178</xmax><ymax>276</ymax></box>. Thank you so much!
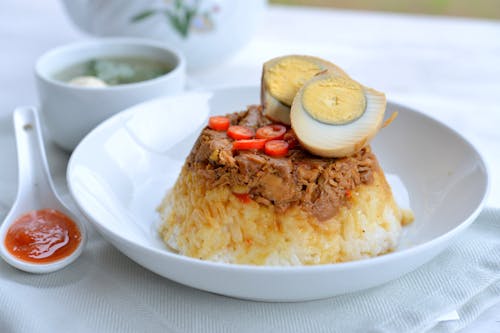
<box><xmin>61</xmin><ymin>0</ymin><xmax>266</xmax><ymax>70</ymax></box>
<box><xmin>35</xmin><ymin>38</ymin><xmax>186</xmax><ymax>151</ymax></box>
<box><xmin>67</xmin><ymin>86</ymin><xmax>489</xmax><ymax>301</ymax></box>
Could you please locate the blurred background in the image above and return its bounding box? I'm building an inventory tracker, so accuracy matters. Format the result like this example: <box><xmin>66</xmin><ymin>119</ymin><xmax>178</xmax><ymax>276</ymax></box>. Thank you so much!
<box><xmin>270</xmin><ymin>0</ymin><xmax>500</xmax><ymax>19</ymax></box>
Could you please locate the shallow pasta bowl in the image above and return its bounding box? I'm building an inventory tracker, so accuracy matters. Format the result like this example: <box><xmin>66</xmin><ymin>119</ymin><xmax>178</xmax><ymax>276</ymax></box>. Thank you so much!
<box><xmin>67</xmin><ymin>86</ymin><xmax>489</xmax><ymax>301</ymax></box>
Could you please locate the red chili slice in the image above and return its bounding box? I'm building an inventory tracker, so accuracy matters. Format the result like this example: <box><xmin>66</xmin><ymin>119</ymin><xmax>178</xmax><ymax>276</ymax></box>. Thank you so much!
<box><xmin>265</xmin><ymin>140</ymin><xmax>289</xmax><ymax>157</ymax></box>
<box><xmin>256</xmin><ymin>124</ymin><xmax>286</xmax><ymax>141</ymax></box>
<box><xmin>208</xmin><ymin>116</ymin><xmax>230</xmax><ymax>131</ymax></box>
<box><xmin>227</xmin><ymin>126</ymin><xmax>254</xmax><ymax>140</ymax></box>
<box><xmin>233</xmin><ymin>192</ymin><xmax>252</xmax><ymax>203</ymax></box>
<box><xmin>232</xmin><ymin>139</ymin><xmax>266</xmax><ymax>151</ymax></box>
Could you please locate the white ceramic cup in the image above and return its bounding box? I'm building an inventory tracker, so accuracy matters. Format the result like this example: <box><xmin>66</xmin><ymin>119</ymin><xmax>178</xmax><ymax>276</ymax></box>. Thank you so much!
<box><xmin>35</xmin><ymin>38</ymin><xmax>186</xmax><ymax>151</ymax></box>
<box><xmin>60</xmin><ymin>0</ymin><xmax>266</xmax><ymax>70</ymax></box>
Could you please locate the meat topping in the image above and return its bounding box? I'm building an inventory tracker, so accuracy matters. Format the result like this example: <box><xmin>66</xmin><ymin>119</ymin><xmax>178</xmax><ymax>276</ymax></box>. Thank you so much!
<box><xmin>185</xmin><ymin>105</ymin><xmax>377</xmax><ymax>221</ymax></box>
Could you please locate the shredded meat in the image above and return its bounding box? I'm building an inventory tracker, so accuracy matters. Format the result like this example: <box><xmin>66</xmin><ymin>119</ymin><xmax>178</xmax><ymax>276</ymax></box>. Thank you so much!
<box><xmin>185</xmin><ymin>105</ymin><xmax>378</xmax><ymax>221</ymax></box>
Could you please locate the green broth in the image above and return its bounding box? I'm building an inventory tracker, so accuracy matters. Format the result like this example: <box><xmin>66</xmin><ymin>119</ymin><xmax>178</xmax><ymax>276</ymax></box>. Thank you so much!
<box><xmin>54</xmin><ymin>57</ymin><xmax>174</xmax><ymax>85</ymax></box>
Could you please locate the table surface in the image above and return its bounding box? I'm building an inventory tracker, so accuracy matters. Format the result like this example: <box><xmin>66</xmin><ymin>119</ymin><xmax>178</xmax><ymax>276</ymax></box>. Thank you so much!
<box><xmin>0</xmin><ymin>0</ymin><xmax>499</xmax><ymax>332</ymax></box>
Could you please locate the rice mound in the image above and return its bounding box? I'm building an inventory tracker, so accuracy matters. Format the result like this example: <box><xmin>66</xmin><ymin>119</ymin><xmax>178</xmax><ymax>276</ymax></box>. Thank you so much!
<box><xmin>158</xmin><ymin>166</ymin><xmax>403</xmax><ymax>266</ymax></box>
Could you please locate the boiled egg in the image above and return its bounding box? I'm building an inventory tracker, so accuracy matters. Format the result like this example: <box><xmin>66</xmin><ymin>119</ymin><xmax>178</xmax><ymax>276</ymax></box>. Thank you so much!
<box><xmin>290</xmin><ymin>72</ymin><xmax>386</xmax><ymax>158</ymax></box>
<box><xmin>261</xmin><ymin>55</ymin><xmax>348</xmax><ymax>125</ymax></box>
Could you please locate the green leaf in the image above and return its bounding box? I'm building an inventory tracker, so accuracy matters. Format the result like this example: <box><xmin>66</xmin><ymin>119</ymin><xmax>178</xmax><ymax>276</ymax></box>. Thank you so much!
<box><xmin>165</xmin><ymin>11</ymin><xmax>189</xmax><ymax>38</ymax></box>
<box><xmin>87</xmin><ymin>59</ymin><xmax>98</xmax><ymax>77</ymax></box>
<box><xmin>185</xmin><ymin>7</ymin><xmax>196</xmax><ymax>22</ymax></box>
<box><xmin>174</xmin><ymin>0</ymin><xmax>182</xmax><ymax>11</ymax></box>
<box><xmin>131</xmin><ymin>10</ymin><xmax>156</xmax><ymax>23</ymax></box>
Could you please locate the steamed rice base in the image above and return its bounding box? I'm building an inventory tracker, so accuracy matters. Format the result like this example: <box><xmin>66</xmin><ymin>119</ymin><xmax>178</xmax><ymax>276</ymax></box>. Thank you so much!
<box><xmin>158</xmin><ymin>166</ymin><xmax>403</xmax><ymax>266</ymax></box>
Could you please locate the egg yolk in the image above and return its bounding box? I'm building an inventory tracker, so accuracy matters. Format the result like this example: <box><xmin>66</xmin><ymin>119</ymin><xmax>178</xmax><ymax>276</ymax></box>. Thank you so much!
<box><xmin>265</xmin><ymin>58</ymin><xmax>323</xmax><ymax>106</ymax></box>
<box><xmin>301</xmin><ymin>76</ymin><xmax>366</xmax><ymax>125</ymax></box>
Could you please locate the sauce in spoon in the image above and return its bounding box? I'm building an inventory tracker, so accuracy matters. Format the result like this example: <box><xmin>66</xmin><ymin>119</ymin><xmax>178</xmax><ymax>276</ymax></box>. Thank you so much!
<box><xmin>5</xmin><ymin>209</ymin><xmax>81</xmax><ymax>263</ymax></box>
<box><xmin>0</xmin><ymin>107</ymin><xmax>86</xmax><ymax>273</ymax></box>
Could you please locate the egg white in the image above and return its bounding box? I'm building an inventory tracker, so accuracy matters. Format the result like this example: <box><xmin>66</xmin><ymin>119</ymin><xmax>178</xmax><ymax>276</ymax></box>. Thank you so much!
<box><xmin>291</xmin><ymin>78</ymin><xmax>386</xmax><ymax>158</ymax></box>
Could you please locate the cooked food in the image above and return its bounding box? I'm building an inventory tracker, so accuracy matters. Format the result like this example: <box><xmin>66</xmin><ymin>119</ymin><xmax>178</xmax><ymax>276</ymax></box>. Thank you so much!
<box><xmin>158</xmin><ymin>106</ymin><xmax>407</xmax><ymax>265</ymax></box>
<box><xmin>261</xmin><ymin>55</ymin><xmax>348</xmax><ymax>125</ymax></box>
<box><xmin>55</xmin><ymin>57</ymin><xmax>173</xmax><ymax>86</ymax></box>
<box><xmin>291</xmin><ymin>73</ymin><xmax>386</xmax><ymax>157</ymax></box>
<box><xmin>69</xmin><ymin>76</ymin><xmax>108</xmax><ymax>87</ymax></box>
<box><xmin>158</xmin><ymin>55</ymin><xmax>412</xmax><ymax>266</ymax></box>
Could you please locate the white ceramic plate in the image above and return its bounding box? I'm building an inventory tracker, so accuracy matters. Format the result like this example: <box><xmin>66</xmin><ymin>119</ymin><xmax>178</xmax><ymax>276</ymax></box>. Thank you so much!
<box><xmin>67</xmin><ymin>86</ymin><xmax>489</xmax><ymax>301</ymax></box>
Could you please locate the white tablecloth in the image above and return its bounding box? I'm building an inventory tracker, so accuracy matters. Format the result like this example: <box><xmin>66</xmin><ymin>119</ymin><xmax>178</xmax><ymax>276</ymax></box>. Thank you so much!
<box><xmin>1</xmin><ymin>1</ymin><xmax>500</xmax><ymax>332</ymax></box>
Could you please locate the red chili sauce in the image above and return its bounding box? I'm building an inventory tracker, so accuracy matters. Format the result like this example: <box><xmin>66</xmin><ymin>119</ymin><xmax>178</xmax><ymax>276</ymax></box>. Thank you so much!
<box><xmin>4</xmin><ymin>209</ymin><xmax>81</xmax><ymax>264</ymax></box>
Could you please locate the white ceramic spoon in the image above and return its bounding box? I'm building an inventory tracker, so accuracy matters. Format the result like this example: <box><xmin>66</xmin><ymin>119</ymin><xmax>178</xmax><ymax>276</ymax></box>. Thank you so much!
<box><xmin>0</xmin><ymin>107</ymin><xmax>86</xmax><ymax>273</ymax></box>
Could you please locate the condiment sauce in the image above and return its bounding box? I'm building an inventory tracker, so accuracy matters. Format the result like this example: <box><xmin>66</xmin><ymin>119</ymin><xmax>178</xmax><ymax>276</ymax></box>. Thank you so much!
<box><xmin>4</xmin><ymin>209</ymin><xmax>81</xmax><ymax>264</ymax></box>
